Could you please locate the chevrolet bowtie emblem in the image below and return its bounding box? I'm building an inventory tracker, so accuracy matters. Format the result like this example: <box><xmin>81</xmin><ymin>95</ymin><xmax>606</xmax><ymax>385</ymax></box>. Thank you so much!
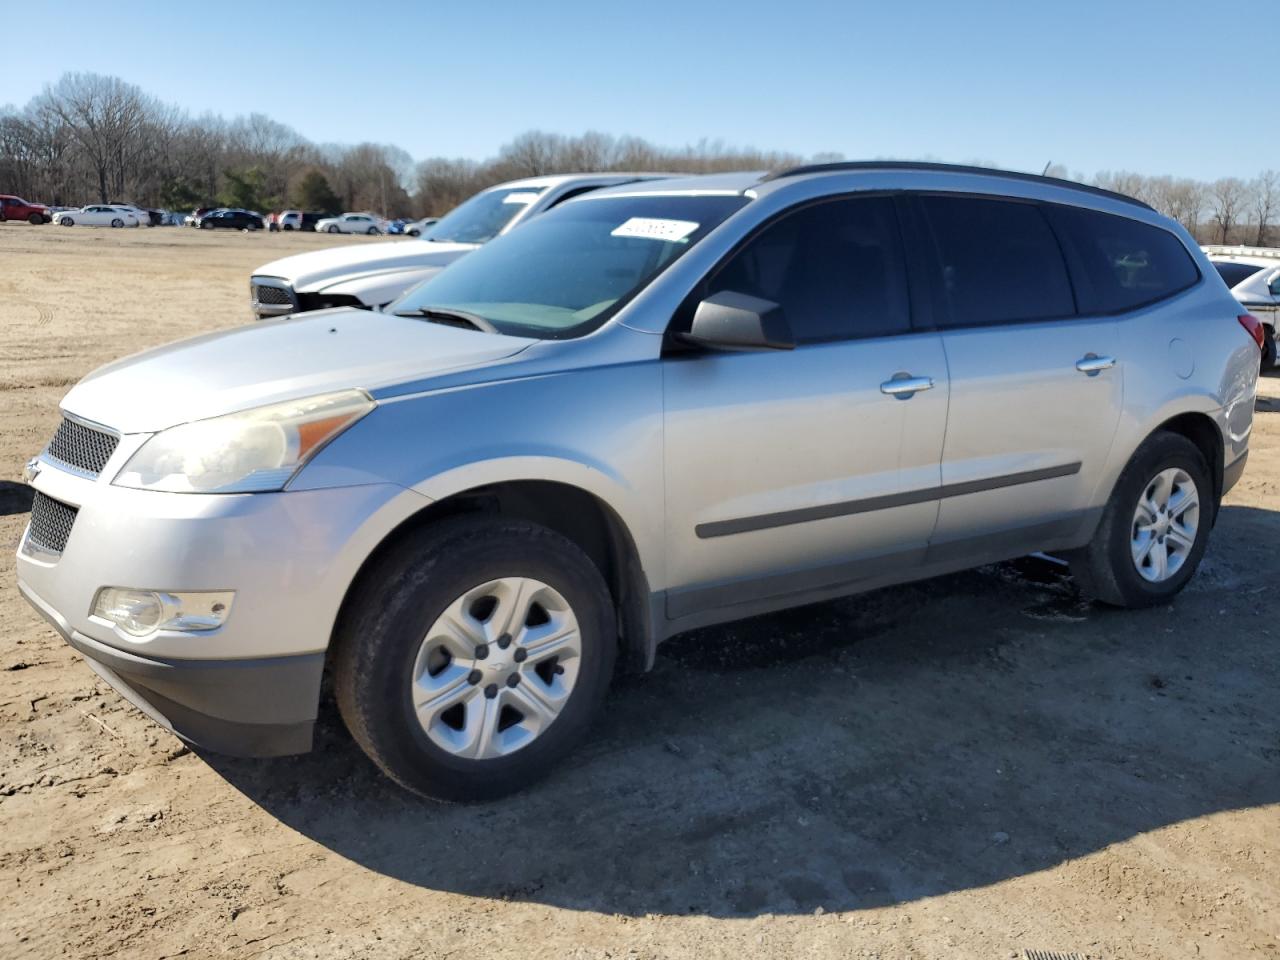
<box><xmin>22</xmin><ymin>457</ymin><xmax>41</xmax><ymax>485</ymax></box>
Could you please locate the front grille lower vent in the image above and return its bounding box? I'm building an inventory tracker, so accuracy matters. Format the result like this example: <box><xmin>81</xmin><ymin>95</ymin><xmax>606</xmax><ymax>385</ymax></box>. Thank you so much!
<box><xmin>253</xmin><ymin>283</ymin><xmax>294</xmax><ymax>305</ymax></box>
<box><xmin>44</xmin><ymin>417</ymin><xmax>118</xmax><ymax>477</ymax></box>
<box><xmin>27</xmin><ymin>492</ymin><xmax>78</xmax><ymax>556</ymax></box>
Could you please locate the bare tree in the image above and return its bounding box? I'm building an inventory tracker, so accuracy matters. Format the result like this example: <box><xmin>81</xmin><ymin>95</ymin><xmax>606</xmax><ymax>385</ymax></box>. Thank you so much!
<box><xmin>1209</xmin><ymin>177</ymin><xmax>1248</xmax><ymax>243</ymax></box>
<box><xmin>38</xmin><ymin>73</ymin><xmax>152</xmax><ymax>201</ymax></box>
<box><xmin>1251</xmin><ymin>170</ymin><xmax>1278</xmax><ymax>246</ymax></box>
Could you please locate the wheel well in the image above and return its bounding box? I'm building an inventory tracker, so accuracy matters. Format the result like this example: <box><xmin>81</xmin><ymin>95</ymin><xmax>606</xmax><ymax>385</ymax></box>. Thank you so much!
<box><xmin>1155</xmin><ymin>412</ymin><xmax>1223</xmax><ymax>507</ymax></box>
<box><xmin>333</xmin><ymin>481</ymin><xmax>654</xmax><ymax>672</ymax></box>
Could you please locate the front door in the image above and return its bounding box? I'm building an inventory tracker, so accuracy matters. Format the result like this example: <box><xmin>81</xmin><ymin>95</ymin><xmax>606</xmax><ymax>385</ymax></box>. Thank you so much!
<box><xmin>662</xmin><ymin>195</ymin><xmax>949</xmax><ymax>621</ymax></box>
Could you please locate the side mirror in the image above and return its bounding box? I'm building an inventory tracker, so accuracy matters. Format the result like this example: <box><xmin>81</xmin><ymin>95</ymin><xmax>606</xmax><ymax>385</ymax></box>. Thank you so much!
<box><xmin>681</xmin><ymin>290</ymin><xmax>794</xmax><ymax>351</ymax></box>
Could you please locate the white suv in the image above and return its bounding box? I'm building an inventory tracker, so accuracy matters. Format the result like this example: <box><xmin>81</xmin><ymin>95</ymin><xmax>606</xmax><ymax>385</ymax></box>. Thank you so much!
<box><xmin>249</xmin><ymin>174</ymin><xmax>672</xmax><ymax>319</ymax></box>
<box><xmin>1204</xmin><ymin>245</ymin><xmax>1279</xmax><ymax>369</ymax></box>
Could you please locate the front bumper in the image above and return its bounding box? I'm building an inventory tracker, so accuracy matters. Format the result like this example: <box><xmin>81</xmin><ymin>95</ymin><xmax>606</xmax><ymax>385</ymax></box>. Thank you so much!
<box><xmin>20</xmin><ymin>580</ymin><xmax>322</xmax><ymax>756</ymax></box>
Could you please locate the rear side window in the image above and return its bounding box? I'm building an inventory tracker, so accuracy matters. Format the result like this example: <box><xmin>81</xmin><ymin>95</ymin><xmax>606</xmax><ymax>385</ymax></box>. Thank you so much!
<box><xmin>707</xmin><ymin>196</ymin><xmax>911</xmax><ymax>342</ymax></box>
<box><xmin>1046</xmin><ymin>206</ymin><xmax>1199</xmax><ymax>314</ymax></box>
<box><xmin>920</xmin><ymin>196</ymin><xmax>1075</xmax><ymax>327</ymax></box>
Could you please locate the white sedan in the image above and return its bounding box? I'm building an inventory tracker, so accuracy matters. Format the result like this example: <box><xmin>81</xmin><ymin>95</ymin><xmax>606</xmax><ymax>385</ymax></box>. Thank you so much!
<box><xmin>403</xmin><ymin>217</ymin><xmax>439</xmax><ymax>237</ymax></box>
<box><xmin>315</xmin><ymin>212</ymin><xmax>387</xmax><ymax>235</ymax></box>
<box><xmin>52</xmin><ymin>205</ymin><xmax>141</xmax><ymax>228</ymax></box>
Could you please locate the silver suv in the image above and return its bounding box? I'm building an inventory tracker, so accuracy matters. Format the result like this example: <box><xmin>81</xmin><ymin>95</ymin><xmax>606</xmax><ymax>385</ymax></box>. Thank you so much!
<box><xmin>16</xmin><ymin>163</ymin><xmax>1262</xmax><ymax>801</ymax></box>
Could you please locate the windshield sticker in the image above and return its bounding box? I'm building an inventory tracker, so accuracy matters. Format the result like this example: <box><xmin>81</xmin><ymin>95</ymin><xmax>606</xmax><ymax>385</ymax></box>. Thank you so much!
<box><xmin>611</xmin><ymin>217</ymin><xmax>700</xmax><ymax>242</ymax></box>
<box><xmin>502</xmin><ymin>192</ymin><xmax>541</xmax><ymax>205</ymax></box>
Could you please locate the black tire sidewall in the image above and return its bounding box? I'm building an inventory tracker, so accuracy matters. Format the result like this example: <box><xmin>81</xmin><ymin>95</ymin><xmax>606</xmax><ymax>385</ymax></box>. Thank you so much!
<box><xmin>1101</xmin><ymin>434</ymin><xmax>1213</xmax><ymax>604</ymax></box>
<box><xmin>337</xmin><ymin>519</ymin><xmax>616</xmax><ymax>801</ymax></box>
<box><xmin>1263</xmin><ymin>326</ymin><xmax>1277</xmax><ymax>372</ymax></box>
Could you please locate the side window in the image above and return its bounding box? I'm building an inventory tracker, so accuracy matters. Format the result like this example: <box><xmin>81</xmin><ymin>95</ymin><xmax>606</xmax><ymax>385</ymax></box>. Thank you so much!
<box><xmin>1046</xmin><ymin>205</ymin><xmax>1199</xmax><ymax>313</ymax></box>
<box><xmin>706</xmin><ymin>196</ymin><xmax>911</xmax><ymax>342</ymax></box>
<box><xmin>1268</xmin><ymin>273</ymin><xmax>1280</xmax><ymax>297</ymax></box>
<box><xmin>920</xmin><ymin>195</ymin><xmax>1075</xmax><ymax>327</ymax></box>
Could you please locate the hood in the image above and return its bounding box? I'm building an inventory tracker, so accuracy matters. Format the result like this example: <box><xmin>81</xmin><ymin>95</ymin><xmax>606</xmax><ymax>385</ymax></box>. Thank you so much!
<box><xmin>63</xmin><ymin>309</ymin><xmax>533</xmax><ymax>433</ymax></box>
<box><xmin>252</xmin><ymin>239</ymin><xmax>478</xmax><ymax>293</ymax></box>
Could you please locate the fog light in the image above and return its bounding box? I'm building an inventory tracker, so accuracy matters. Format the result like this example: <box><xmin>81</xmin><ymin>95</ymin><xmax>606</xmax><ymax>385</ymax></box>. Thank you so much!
<box><xmin>92</xmin><ymin>588</ymin><xmax>234</xmax><ymax>639</ymax></box>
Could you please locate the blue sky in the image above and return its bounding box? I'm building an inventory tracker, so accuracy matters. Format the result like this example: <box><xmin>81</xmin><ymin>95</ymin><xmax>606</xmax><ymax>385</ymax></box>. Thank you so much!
<box><xmin>2</xmin><ymin>0</ymin><xmax>1271</xmax><ymax>180</ymax></box>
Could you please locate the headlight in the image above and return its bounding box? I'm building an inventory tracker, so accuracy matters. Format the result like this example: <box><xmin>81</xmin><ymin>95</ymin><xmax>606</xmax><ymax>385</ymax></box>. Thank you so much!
<box><xmin>114</xmin><ymin>389</ymin><xmax>375</xmax><ymax>493</ymax></box>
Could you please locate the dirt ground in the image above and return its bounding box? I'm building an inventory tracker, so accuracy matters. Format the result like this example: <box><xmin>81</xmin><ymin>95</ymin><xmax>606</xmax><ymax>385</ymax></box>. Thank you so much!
<box><xmin>0</xmin><ymin>224</ymin><xmax>1277</xmax><ymax>960</ymax></box>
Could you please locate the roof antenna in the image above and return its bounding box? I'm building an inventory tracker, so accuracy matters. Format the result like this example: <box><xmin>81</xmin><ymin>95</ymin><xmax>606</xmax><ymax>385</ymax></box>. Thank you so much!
<box><xmin>1041</xmin><ymin>161</ymin><xmax>1053</xmax><ymax>176</ymax></box>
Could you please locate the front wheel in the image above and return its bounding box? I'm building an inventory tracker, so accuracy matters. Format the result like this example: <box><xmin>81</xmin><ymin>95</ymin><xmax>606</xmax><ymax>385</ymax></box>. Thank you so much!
<box><xmin>200</xmin><ymin>220</ymin><xmax>213</xmax><ymax>229</ymax></box>
<box><xmin>327</xmin><ymin>225</ymin><xmax>339</xmax><ymax>234</ymax></box>
<box><xmin>60</xmin><ymin>218</ymin><xmax>74</xmax><ymax>227</ymax></box>
<box><xmin>333</xmin><ymin>517</ymin><xmax>616</xmax><ymax>802</ymax></box>
<box><xmin>366</xmin><ymin>226</ymin><xmax>379</xmax><ymax>235</ymax></box>
<box><xmin>1068</xmin><ymin>431</ymin><xmax>1212</xmax><ymax>607</ymax></box>
<box><xmin>28</xmin><ymin>213</ymin><xmax>43</xmax><ymax>225</ymax></box>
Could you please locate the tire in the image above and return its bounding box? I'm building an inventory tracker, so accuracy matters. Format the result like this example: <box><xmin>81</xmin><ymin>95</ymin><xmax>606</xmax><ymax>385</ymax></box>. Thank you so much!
<box><xmin>111</xmin><ymin>218</ymin><xmax>123</xmax><ymax>228</ymax></box>
<box><xmin>28</xmin><ymin>213</ymin><xmax>42</xmax><ymax>225</ymax></box>
<box><xmin>60</xmin><ymin>218</ymin><xmax>74</xmax><ymax>227</ymax></box>
<box><xmin>1067</xmin><ymin>431</ymin><xmax>1213</xmax><ymax>608</ymax></box>
<box><xmin>283</xmin><ymin>224</ymin><xmax>294</xmax><ymax>231</ymax></box>
<box><xmin>327</xmin><ymin>225</ymin><xmax>339</xmax><ymax>234</ymax></box>
<box><xmin>407</xmin><ymin>228</ymin><xmax>420</xmax><ymax>237</ymax></box>
<box><xmin>200</xmin><ymin>220</ymin><xmax>213</xmax><ymax>229</ymax></box>
<box><xmin>366</xmin><ymin>226</ymin><xmax>379</xmax><ymax>235</ymax></box>
<box><xmin>1262</xmin><ymin>325</ymin><xmax>1277</xmax><ymax>373</ymax></box>
<box><xmin>333</xmin><ymin>516</ymin><xmax>617</xmax><ymax>802</ymax></box>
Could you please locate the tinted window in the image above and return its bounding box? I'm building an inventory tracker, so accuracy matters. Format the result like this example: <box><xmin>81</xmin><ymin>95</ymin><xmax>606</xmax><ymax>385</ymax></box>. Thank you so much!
<box><xmin>921</xmin><ymin>195</ymin><xmax>1075</xmax><ymax>326</ymax></box>
<box><xmin>1212</xmin><ymin>261</ymin><xmax>1264</xmax><ymax>289</ymax></box>
<box><xmin>707</xmin><ymin>196</ymin><xmax>910</xmax><ymax>342</ymax></box>
<box><xmin>1047</xmin><ymin>206</ymin><xmax>1199</xmax><ymax>313</ymax></box>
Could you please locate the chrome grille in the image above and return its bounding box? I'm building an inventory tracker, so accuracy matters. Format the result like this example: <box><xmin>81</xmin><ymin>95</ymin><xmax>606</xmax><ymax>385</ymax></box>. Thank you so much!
<box><xmin>27</xmin><ymin>492</ymin><xmax>78</xmax><ymax>555</ymax></box>
<box><xmin>254</xmin><ymin>283</ymin><xmax>293</xmax><ymax>305</ymax></box>
<box><xmin>45</xmin><ymin>417</ymin><xmax>118</xmax><ymax>477</ymax></box>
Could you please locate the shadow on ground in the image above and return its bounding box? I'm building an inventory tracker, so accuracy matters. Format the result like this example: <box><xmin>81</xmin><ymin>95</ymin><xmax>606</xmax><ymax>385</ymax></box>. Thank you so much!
<box><xmin>206</xmin><ymin>504</ymin><xmax>1280</xmax><ymax>917</ymax></box>
<box><xmin>0</xmin><ymin>481</ymin><xmax>33</xmax><ymax>517</ymax></box>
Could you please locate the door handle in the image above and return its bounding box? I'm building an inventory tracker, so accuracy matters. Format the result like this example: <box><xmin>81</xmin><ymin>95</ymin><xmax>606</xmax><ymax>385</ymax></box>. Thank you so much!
<box><xmin>880</xmin><ymin>374</ymin><xmax>935</xmax><ymax>398</ymax></box>
<box><xmin>1075</xmin><ymin>354</ymin><xmax>1116</xmax><ymax>375</ymax></box>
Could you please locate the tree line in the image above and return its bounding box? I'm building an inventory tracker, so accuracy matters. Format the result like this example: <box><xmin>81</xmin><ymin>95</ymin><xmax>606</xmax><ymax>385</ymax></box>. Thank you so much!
<box><xmin>1</xmin><ymin>72</ymin><xmax>1275</xmax><ymax>244</ymax></box>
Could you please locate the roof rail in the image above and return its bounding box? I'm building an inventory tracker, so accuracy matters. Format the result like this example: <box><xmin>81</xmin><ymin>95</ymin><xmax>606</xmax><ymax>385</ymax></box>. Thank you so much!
<box><xmin>760</xmin><ymin>161</ymin><xmax>1155</xmax><ymax>212</ymax></box>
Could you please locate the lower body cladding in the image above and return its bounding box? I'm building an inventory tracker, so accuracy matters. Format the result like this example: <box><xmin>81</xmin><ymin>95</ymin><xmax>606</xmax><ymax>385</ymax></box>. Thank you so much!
<box><xmin>20</xmin><ymin>582</ymin><xmax>321</xmax><ymax>756</ymax></box>
<box><xmin>15</xmin><ymin>476</ymin><xmax>430</xmax><ymax>757</ymax></box>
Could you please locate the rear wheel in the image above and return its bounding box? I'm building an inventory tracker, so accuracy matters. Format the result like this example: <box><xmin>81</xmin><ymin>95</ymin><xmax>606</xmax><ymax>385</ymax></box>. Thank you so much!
<box><xmin>1263</xmin><ymin>325</ymin><xmax>1277</xmax><ymax>373</ymax></box>
<box><xmin>333</xmin><ymin>516</ymin><xmax>616</xmax><ymax>802</ymax></box>
<box><xmin>1068</xmin><ymin>431</ymin><xmax>1213</xmax><ymax>607</ymax></box>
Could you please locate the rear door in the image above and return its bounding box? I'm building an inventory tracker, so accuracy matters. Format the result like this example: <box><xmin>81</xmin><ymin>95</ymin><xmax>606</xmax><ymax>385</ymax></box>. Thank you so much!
<box><xmin>662</xmin><ymin>194</ymin><xmax>949</xmax><ymax>619</ymax></box>
<box><xmin>912</xmin><ymin>193</ymin><xmax>1123</xmax><ymax>559</ymax></box>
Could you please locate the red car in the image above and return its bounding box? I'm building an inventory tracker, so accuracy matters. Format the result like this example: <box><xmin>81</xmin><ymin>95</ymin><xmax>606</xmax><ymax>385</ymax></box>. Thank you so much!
<box><xmin>0</xmin><ymin>195</ymin><xmax>51</xmax><ymax>224</ymax></box>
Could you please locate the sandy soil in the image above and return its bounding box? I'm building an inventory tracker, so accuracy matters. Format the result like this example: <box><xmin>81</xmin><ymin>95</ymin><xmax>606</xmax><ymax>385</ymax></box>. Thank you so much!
<box><xmin>0</xmin><ymin>224</ymin><xmax>1277</xmax><ymax>960</ymax></box>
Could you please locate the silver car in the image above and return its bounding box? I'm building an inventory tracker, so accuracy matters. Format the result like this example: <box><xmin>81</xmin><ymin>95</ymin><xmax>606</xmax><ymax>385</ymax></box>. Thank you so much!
<box><xmin>16</xmin><ymin>163</ymin><xmax>1261</xmax><ymax>801</ymax></box>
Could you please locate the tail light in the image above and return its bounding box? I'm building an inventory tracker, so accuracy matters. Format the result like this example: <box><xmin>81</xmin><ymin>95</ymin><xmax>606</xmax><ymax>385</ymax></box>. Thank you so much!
<box><xmin>1238</xmin><ymin>314</ymin><xmax>1265</xmax><ymax>352</ymax></box>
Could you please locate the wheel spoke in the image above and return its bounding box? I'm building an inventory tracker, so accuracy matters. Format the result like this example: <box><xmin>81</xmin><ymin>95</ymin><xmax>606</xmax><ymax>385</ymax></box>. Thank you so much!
<box><xmin>413</xmin><ymin>667</ymin><xmax>474</xmax><ymax>716</ymax></box>
<box><xmin>1149</xmin><ymin>471</ymin><xmax>1174</xmax><ymax>509</ymax></box>
<box><xmin>465</xmin><ymin>694</ymin><xmax>504</xmax><ymax>759</ymax></box>
<box><xmin>1167</xmin><ymin>523</ymin><xmax>1195</xmax><ymax>552</ymax></box>
<box><xmin>508</xmin><ymin>680</ymin><xmax>559</xmax><ymax>728</ymax></box>
<box><xmin>521</xmin><ymin>618</ymin><xmax>580</xmax><ymax>660</ymax></box>
<box><xmin>1133</xmin><ymin>530</ymin><xmax>1157</xmax><ymax>564</ymax></box>
<box><xmin>1168</xmin><ymin>485</ymin><xmax>1198</xmax><ymax>522</ymax></box>
<box><xmin>489</xmin><ymin>577</ymin><xmax>539</xmax><ymax>640</ymax></box>
<box><xmin>1151</xmin><ymin>539</ymin><xmax>1169</xmax><ymax>579</ymax></box>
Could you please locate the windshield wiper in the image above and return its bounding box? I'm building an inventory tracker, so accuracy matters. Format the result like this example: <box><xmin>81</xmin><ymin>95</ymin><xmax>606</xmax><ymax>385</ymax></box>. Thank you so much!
<box><xmin>393</xmin><ymin>306</ymin><xmax>500</xmax><ymax>334</ymax></box>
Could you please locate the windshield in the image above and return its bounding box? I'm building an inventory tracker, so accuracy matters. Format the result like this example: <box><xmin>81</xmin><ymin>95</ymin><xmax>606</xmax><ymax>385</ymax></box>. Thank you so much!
<box><xmin>423</xmin><ymin>186</ymin><xmax>547</xmax><ymax>244</ymax></box>
<box><xmin>390</xmin><ymin>193</ymin><xmax>749</xmax><ymax>339</ymax></box>
<box><xmin>1212</xmin><ymin>261</ymin><xmax>1265</xmax><ymax>289</ymax></box>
